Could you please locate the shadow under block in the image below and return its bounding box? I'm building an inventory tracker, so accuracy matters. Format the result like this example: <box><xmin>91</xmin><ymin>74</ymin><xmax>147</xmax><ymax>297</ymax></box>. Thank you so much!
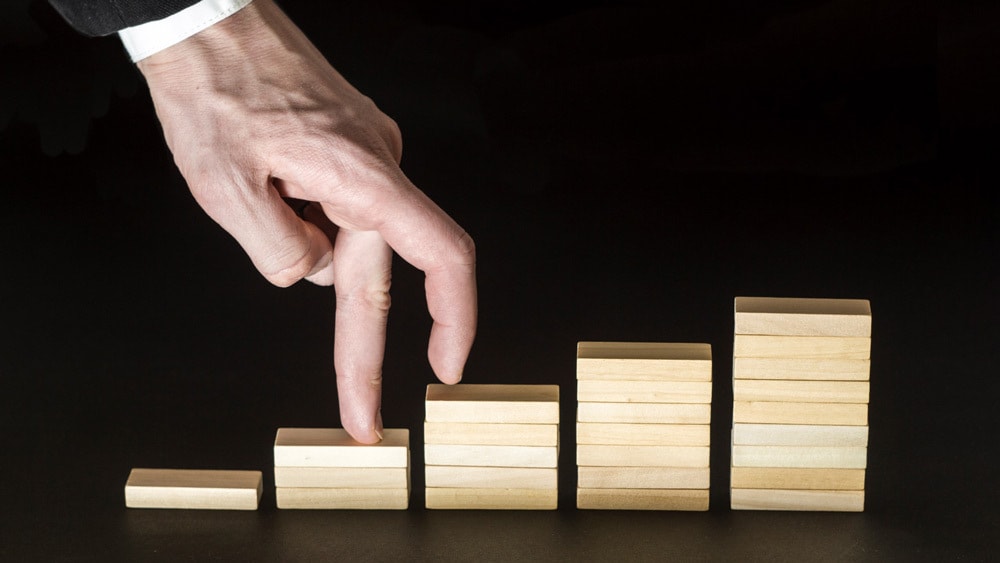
<box><xmin>578</xmin><ymin>402</ymin><xmax>711</xmax><ymax>424</ymax></box>
<box><xmin>734</xmin><ymin>297</ymin><xmax>872</xmax><ymax>337</ymax></box>
<box><xmin>733</xmin><ymin>357</ymin><xmax>871</xmax><ymax>381</ymax></box>
<box><xmin>577</xmin><ymin>445</ymin><xmax>710</xmax><ymax>468</ymax></box>
<box><xmin>576</xmin><ymin>342</ymin><xmax>712</xmax><ymax>381</ymax></box>
<box><xmin>576</xmin><ymin>422</ymin><xmax>711</xmax><ymax>446</ymax></box>
<box><xmin>733</xmin><ymin>380</ymin><xmax>870</xmax><ymax>404</ymax></box>
<box><xmin>425</xmin><ymin>466</ymin><xmax>558</xmax><ymax>489</ymax></box>
<box><xmin>733</xmin><ymin>401</ymin><xmax>868</xmax><ymax>425</ymax></box>
<box><xmin>425</xmin><ymin>384</ymin><xmax>559</xmax><ymax>423</ymax></box>
<box><xmin>275</xmin><ymin>488</ymin><xmax>409</xmax><ymax>510</ymax></box>
<box><xmin>424</xmin><ymin>444</ymin><xmax>558</xmax><ymax>468</ymax></box>
<box><xmin>730</xmin><ymin>467</ymin><xmax>866</xmax><ymax>490</ymax></box>
<box><xmin>578</xmin><ymin>466</ymin><xmax>710</xmax><ymax>489</ymax></box>
<box><xmin>577</xmin><ymin>380</ymin><xmax>712</xmax><ymax>404</ymax></box>
<box><xmin>576</xmin><ymin>488</ymin><xmax>709</xmax><ymax>511</ymax></box>
<box><xmin>732</xmin><ymin>423</ymin><xmax>869</xmax><ymax>447</ymax></box>
<box><xmin>731</xmin><ymin>445</ymin><xmax>868</xmax><ymax>469</ymax></box>
<box><xmin>425</xmin><ymin>487</ymin><xmax>558</xmax><ymax>510</ymax></box>
<box><xmin>273</xmin><ymin>466</ymin><xmax>409</xmax><ymax>489</ymax></box>
<box><xmin>423</xmin><ymin>422</ymin><xmax>558</xmax><ymax>446</ymax></box>
<box><xmin>273</xmin><ymin>428</ymin><xmax>410</xmax><ymax>468</ymax></box>
<box><xmin>733</xmin><ymin>335</ymin><xmax>871</xmax><ymax>360</ymax></box>
<box><xmin>730</xmin><ymin>488</ymin><xmax>865</xmax><ymax>512</ymax></box>
<box><xmin>125</xmin><ymin>468</ymin><xmax>263</xmax><ymax>510</ymax></box>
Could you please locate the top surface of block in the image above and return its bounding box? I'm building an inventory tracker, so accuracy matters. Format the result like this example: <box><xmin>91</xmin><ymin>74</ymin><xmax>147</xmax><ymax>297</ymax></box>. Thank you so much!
<box><xmin>734</xmin><ymin>297</ymin><xmax>872</xmax><ymax>337</ymax></box>
<box><xmin>425</xmin><ymin>384</ymin><xmax>559</xmax><ymax>403</ymax></box>
<box><xmin>275</xmin><ymin>427</ymin><xmax>409</xmax><ymax>448</ymax></box>
<box><xmin>126</xmin><ymin>468</ymin><xmax>262</xmax><ymax>490</ymax></box>
<box><xmin>577</xmin><ymin>342</ymin><xmax>711</xmax><ymax>361</ymax></box>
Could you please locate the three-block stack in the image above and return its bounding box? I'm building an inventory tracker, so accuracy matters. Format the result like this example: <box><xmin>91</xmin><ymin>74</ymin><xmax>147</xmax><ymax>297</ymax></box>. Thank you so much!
<box><xmin>273</xmin><ymin>427</ymin><xmax>411</xmax><ymax>509</ymax></box>
<box><xmin>576</xmin><ymin>342</ymin><xmax>713</xmax><ymax>510</ymax></box>
<box><xmin>424</xmin><ymin>384</ymin><xmax>560</xmax><ymax>510</ymax></box>
<box><xmin>730</xmin><ymin>297</ymin><xmax>871</xmax><ymax>512</ymax></box>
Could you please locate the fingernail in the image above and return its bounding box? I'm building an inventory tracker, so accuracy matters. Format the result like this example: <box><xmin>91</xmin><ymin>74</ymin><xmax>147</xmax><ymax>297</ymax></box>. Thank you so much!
<box><xmin>374</xmin><ymin>410</ymin><xmax>384</xmax><ymax>442</ymax></box>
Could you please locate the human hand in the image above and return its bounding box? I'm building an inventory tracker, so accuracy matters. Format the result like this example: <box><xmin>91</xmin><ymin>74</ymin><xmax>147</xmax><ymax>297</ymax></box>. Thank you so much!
<box><xmin>136</xmin><ymin>0</ymin><xmax>476</xmax><ymax>443</ymax></box>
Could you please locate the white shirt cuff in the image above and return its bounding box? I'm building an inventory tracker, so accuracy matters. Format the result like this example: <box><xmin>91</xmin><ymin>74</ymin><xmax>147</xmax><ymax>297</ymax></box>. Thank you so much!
<box><xmin>117</xmin><ymin>0</ymin><xmax>254</xmax><ymax>63</ymax></box>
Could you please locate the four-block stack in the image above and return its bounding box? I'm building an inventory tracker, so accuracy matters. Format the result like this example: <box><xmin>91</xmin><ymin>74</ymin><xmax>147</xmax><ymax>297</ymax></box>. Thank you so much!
<box><xmin>730</xmin><ymin>297</ymin><xmax>871</xmax><ymax>512</ymax></box>
<box><xmin>576</xmin><ymin>342</ymin><xmax>713</xmax><ymax>510</ymax></box>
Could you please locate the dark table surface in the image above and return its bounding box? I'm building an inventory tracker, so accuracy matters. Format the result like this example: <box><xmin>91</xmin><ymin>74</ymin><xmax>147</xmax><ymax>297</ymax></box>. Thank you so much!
<box><xmin>2</xmin><ymin>1</ymin><xmax>997</xmax><ymax>561</ymax></box>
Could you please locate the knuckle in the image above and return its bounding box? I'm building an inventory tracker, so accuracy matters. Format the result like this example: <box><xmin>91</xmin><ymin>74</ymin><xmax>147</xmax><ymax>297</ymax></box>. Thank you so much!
<box><xmin>337</xmin><ymin>285</ymin><xmax>392</xmax><ymax>314</ymax></box>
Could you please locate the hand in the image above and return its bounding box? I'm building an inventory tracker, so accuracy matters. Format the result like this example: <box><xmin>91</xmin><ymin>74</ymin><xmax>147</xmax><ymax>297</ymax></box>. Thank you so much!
<box><xmin>136</xmin><ymin>0</ymin><xmax>476</xmax><ymax>443</ymax></box>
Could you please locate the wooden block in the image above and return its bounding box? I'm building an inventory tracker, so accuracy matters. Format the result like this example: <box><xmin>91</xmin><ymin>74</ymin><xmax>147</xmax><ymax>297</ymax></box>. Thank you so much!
<box><xmin>733</xmin><ymin>401</ymin><xmax>868</xmax><ymax>426</ymax></box>
<box><xmin>273</xmin><ymin>466</ymin><xmax>409</xmax><ymax>489</ymax></box>
<box><xmin>730</xmin><ymin>488</ymin><xmax>864</xmax><ymax>512</ymax></box>
<box><xmin>124</xmin><ymin>468</ymin><xmax>262</xmax><ymax>510</ymax></box>
<box><xmin>425</xmin><ymin>488</ymin><xmax>558</xmax><ymax>510</ymax></box>
<box><xmin>731</xmin><ymin>445</ymin><xmax>867</xmax><ymax>469</ymax></box>
<box><xmin>276</xmin><ymin>487</ymin><xmax>409</xmax><ymax>510</ymax></box>
<box><xmin>425</xmin><ymin>384</ymin><xmax>559</xmax><ymax>423</ymax></box>
<box><xmin>577</xmin><ymin>445</ymin><xmax>710</xmax><ymax>467</ymax></box>
<box><xmin>578</xmin><ymin>466</ymin><xmax>710</xmax><ymax>489</ymax></box>
<box><xmin>734</xmin><ymin>297</ymin><xmax>872</xmax><ymax>337</ymax></box>
<box><xmin>577</xmin><ymin>488</ymin><xmax>709</xmax><ymax>511</ymax></box>
<box><xmin>733</xmin><ymin>357</ymin><xmax>870</xmax><ymax>381</ymax></box>
<box><xmin>578</xmin><ymin>402</ymin><xmax>711</xmax><ymax>424</ymax></box>
<box><xmin>424</xmin><ymin>444</ymin><xmax>558</xmax><ymax>468</ymax></box>
<box><xmin>576</xmin><ymin>342</ymin><xmax>712</xmax><ymax>381</ymax></box>
<box><xmin>730</xmin><ymin>467</ymin><xmax>866</xmax><ymax>490</ymax></box>
<box><xmin>274</xmin><ymin>428</ymin><xmax>409</xmax><ymax>468</ymax></box>
<box><xmin>733</xmin><ymin>380</ymin><xmax>870</xmax><ymax>404</ymax></box>
<box><xmin>424</xmin><ymin>422</ymin><xmax>558</xmax><ymax>446</ymax></box>
<box><xmin>732</xmin><ymin>423</ymin><xmax>869</xmax><ymax>447</ymax></box>
<box><xmin>425</xmin><ymin>466</ymin><xmax>557</xmax><ymax>489</ymax></box>
<box><xmin>577</xmin><ymin>380</ymin><xmax>712</xmax><ymax>404</ymax></box>
<box><xmin>576</xmin><ymin>422</ymin><xmax>711</xmax><ymax>446</ymax></box>
<box><xmin>733</xmin><ymin>335</ymin><xmax>870</xmax><ymax>359</ymax></box>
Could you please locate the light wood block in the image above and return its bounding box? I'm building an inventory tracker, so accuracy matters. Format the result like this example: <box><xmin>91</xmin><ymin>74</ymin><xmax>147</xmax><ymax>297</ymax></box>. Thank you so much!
<box><xmin>578</xmin><ymin>466</ymin><xmax>710</xmax><ymax>489</ymax></box>
<box><xmin>577</xmin><ymin>488</ymin><xmax>709</xmax><ymax>511</ymax></box>
<box><xmin>733</xmin><ymin>401</ymin><xmax>868</xmax><ymax>426</ymax></box>
<box><xmin>423</xmin><ymin>422</ymin><xmax>558</xmax><ymax>446</ymax></box>
<box><xmin>733</xmin><ymin>335</ymin><xmax>870</xmax><ymax>359</ymax></box>
<box><xmin>425</xmin><ymin>466</ymin><xmax>557</xmax><ymax>489</ymax></box>
<box><xmin>576</xmin><ymin>342</ymin><xmax>712</xmax><ymax>381</ymax></box>
<box><xmin>424</xmin><ymin>444</ymin><xmax>558</xmax><ymax>468</ymax></box>
<box><xmin>124</xmin><ymin>468</ymin><xmax>262</xmax><ymax>510</ymax></box>
<box><xmin>273</xmin><ymin>466</ymin><xmax>409</xmax><ymax>489</ymax></box>
<box><xmin>577</xmin><ymin>380</ymin><xmax>712</xmax><ymax>404</ymax></box>
<box><xmin>577</xmin><ymin>445</ymin><xmax>710</xmax><ymax>467</ymax></box>
<box><xmin>578</xmin><ymin>402</ymin><xmax>711</xmax><ymax>424</ymax></box>
<box><xmin>425</xmin><ymin>384</ymin><xmax>559</xmax><ymax>423</ymax></box>
<box><xmin>425</xmin><ymin>488</ymin><xmax>558</xmax><ymax>510</ymax></box>
<box><xmin>733</xmin><ymin>380</ymin><xmax>870</xmax><ymax>404</ymax></box>
<box><xmin>276</xmin><ymin>487</ymin><xmax>409</xmax><ymax>510</ymax></box>
<box><xmin>730</xmin><ymin>467</ymin><xmax>866</xmax><ymax>490</ymax></box>
<box><xmin>733</xmin><ymin>357</ymin><xmax>870</xmax><ymax>381</ymax></box>
<box><xmin>732</xmin><ymin>423</ymin><xmax>869</xmax><ymax>447</ymax></box>
<box><xmin>274</xmin><ymin>428</ymin><xmax>409</xmax><ymax>468</ymax></box>
<box><xmin>576</xmin><ymin>422</ymin><xmax>711</xmax><ymax>446</ymax></box>
<box><xmin>734</xmin><ymin>297</ymin><xmax>872</xmax><ymax>337</ymax></box>
<box><xmin>730</xmin><ymin>488</ymin><xmax>864</xmax><ymax>512</ymax></box>
<box><xmin>732</xmin><ymin>445</ymin><xmax>868</xmax><ymax>469</ymax></box>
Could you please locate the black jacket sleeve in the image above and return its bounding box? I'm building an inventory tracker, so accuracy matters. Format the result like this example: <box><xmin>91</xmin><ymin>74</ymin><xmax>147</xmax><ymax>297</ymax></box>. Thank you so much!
<box><xmin>47</xmin><ymin>0</ymin><xmax>202</xmax><ymax>37</ymax></box>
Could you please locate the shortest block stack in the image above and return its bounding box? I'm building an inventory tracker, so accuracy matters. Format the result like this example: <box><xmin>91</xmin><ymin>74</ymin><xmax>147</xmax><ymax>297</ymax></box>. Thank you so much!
<box><xmin>274</xmin><ymin>427</ymin><xmax>410</xmax><ymax>509</ymax></box>
<box><xmin>425</xmin><ymin>384</ymin><xmax>560</xmax><ymax>510</ymax></box>
<box><xmin>576</xmin><ymin>342</ymin><xmax>712</xmax><ymax>511</ymax></box>
<box><xmin>125</xmin><ymin>468</ymin><xmax>263</xmax><ymax>510</ymax></box>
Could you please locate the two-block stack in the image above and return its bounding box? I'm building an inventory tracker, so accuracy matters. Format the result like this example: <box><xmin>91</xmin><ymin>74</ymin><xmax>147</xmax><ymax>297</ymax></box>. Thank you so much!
<box><xmin>576</xmin><ymin>342</ymin><xmax>713</xmax><ymax>510</ymax></box>
<box><xmin>424</xmin><ymin>384</ymin><xmax>560</xmax><ymax>510</ymax></box>
<box><xmin>274</xmin><ymin>427</ymin><xmax>411</xmax><ymax>509</ymax></box>
<box><xmin>730</xmin><ymin>297</ymin><xmax>871</xmax><ymax>512</ymax></box>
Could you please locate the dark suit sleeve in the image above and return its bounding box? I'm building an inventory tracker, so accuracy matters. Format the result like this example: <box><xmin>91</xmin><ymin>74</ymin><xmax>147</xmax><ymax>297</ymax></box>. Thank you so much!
<box><xmin>47</xmin><ymin>0</ymin><xmax>203</xmax><ymax>37</ymax></box>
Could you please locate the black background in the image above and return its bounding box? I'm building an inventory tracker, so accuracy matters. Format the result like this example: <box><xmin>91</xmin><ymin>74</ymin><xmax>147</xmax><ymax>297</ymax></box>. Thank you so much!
<box><xmin>1</xmin><ymin>0</ymin><xmax>997</xmax><ymax>561</ymax></box>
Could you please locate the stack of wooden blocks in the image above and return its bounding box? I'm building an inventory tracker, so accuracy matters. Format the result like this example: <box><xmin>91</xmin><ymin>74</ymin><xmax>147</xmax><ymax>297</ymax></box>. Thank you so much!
<box><xmin>575</xmin><ymin>342</ymin><xmax>713</xmax><ymax>510</ymax></box>
<box><xmin>730</xmin><ymin>297</ymin><xmax>871</xmax><ymax>512</ymax></box>
<box><xmin>424</xmin><ymin>383</ymin><xmax>560</xmax><ymax>510</ymax></box>
<box><xmin>273</xmin><ymin>427</ymin><xmax>411</xmax><ymax>509</ymax></box>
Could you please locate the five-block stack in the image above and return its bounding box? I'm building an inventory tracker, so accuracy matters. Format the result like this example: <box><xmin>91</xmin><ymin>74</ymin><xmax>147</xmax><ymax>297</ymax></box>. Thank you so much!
<box><xmin>274</xmin><ymin>427</ymin><xmax>411</xmax><ymax>509</ymax></box>
<box><xmin>576</xmin><ymin>342</ymin><xmax>713</xmax><ymax>510</ymax></box>
<box><xmin>730</xmin><ymin>297</ymin><xmax>871</xmax><ymax>512</ymax></box>
<box><xmin>424</xmin><ymin>384</ymin><xmax>560</xmax><ymax>510</ymax></box>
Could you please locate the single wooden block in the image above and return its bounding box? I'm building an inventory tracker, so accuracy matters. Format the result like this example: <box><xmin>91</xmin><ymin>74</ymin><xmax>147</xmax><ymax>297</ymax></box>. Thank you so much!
<box><xmin>276</xmin><ymin>487</ymin><xmax>409</xmax><ymax>510</ymax></box>
<box><xmin>733</xmin><ymin>357</ymin><xmax>870</xmax><ymax>381</ymax></box>
<box><xmin>425</xmin><ymin>488</ymin><xmax>558</xmax><ymax>510</ymax></box>
<box><xmin>577</xmin><ymin>466</ymin><xmax>710</xmax><ymax>489</ymax></box>
<box><xmin>423</xmin><ymin>422</ymin><xmax>558</xmax><ymax>446</ymax></box>
<box><xmin>731</xmin><ymin>444</ymin><xmax>868</xmax><ymax>469</ymax></box>
<box><xmin>577</xmin><ymin>380</ymin><xmax>712</xmax><ymax>404</ymax></box>
<box><xmin>733</xmin><ymin>380</ymin><xmax>870</xmax><ymax>404</ymax></box>
<box><xmin>733</xmin><ymin>401</ymin><xmax>868</xmax><ymax>426</ymax></box>
<box><xmin>425</xmin><ymin>466</ymin><xmax>558</xmax><ymax>489</ymax></box>
<box><xmin>274</xmin><ymin>428</ymin><xmax>409</xmax><ymax>468</ymax></box>
<box><xmin>578</xmin><ymin>402</ymin><xmax>711</xmax><ymax>424</ymax></box>
<box><xmin>577</xmin><ymin>445</ymin><xmax>710</xmax><ymax>468</ymax></box>
<box><xmin>425</xmin><ymin>384</ymin><xmax>559</xmax><ymax>424</ymax></box>
<box><xmin>733</xmin><ymin>335</ymin><xmax>871</xmax><ymax>359</ymax></box>
<box><xmin>124</xmin><ymin>468</ymin><xmax>262</xmax><ymax>510</ymax></box>
<box><xmin>576</xmin><ymin>342</ymin><xmax>712</xmax><ymax>382</ymax></box>
<box><xmin>730</xmin><ymin>467</ymin><xmax>866</xmax><ymax>490</ymax></box>
<box><xmin>576</xmin><ymin>422</ymin><xmax>711</xmax><ymax>446</ymax></box>
<box><xmin>734</xmin><ymin>297</ymin><xmax>872</xmax><ymax>337</ymax></box>
<box><xmin>273</xmin><ymin>466</ymin><xmax>409</xmax><ymax>489</ymax></box>
<box><xmin>424</xmin><ymin>444</ymin><xmax>558</xmax><ymax>468</ymax></box>
<box><xmin>730</xmin><ymin>488</ymin><xmax>864</xmax><ymax>512</ymax></box>
<box><xmin>577</xmin><ymin>488</ymin><xmax>709</xmax><ymax>511</ymax></box>
<box><xmin>732</xmin><ymin>423</ymin><xmax>869</xmax><ymax>447</ymax></box>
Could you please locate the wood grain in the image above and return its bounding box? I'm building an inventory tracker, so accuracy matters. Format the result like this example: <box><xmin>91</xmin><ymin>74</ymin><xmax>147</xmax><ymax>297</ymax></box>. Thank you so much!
<box><xmin>273</xmin><ymin>466</ymin><xmax>409</xmax><ymax>489</ymax></box>
<box><xmin>577</xmin><ymin>488</ymin><xmax>709</xmax><ymax>511</ymax></box>
<box><xmin>578</xmin><ymin>402</ymin><xmax>711</xmax><ymax>424</ymax></box>
<box><xmin>124</xmin><ymin>468</ymin><xmax>262</xmax><ymax>510</ymax></box>
<box><xmin>730</xmin><ymin>467</ymin><xmax>866</xmax><ymax>490</ymax></box>
<box><xmin>577</xmin><ymin>445</ymin><xmax>710</xmax><ymax>468</ymax></box>
<box><xmin>425</xmin><ymin>466</ymin><xmax>557</xmax><ymax>489</ymax></box>
<box><xmin>425</xmin><ymin>488</ymin><xmax>558</xmax><ymax>510</ymax></box>
<box><xmin>577</xmin><ymin>466</ymin><xmax>710</xmax><ymax>489</ymax></box>
<box><xmin>577</xmin><ymin>342</ymin><xmax>712</xmax><ymax>382</ymax></box>
<box><xmin>274</xmin><ymin>428</ymin><xmax>409</xmax><ymax>468</ymax></box>
<box><xmin>425</xmin><ymin>384</ymin><xmax>559</xmax><ymax>423</ymax></box>
<box><xmin>731</xmin><ymin>445</ymin><xmax>868</xmax><ymax>469</ymax></box>
<box><xmin>733</xmin><ymin>401</ymin><xmax>868</xmax><ymax>426</ymax></box>
<box><xmin>733</xmin><ymin>357</ymin><xmax>870</xmax><ymax>381</ymax></box>
<box><xmin>276</xmin><ymin>487</ymin><xmax>409</xmax><ymax>510</ymax></box>
<box><xmin>576</xmin><ymin>422</ymin><xmax>711</xmax><ymax>446</ymax></box>
<box><xmin>733</xmin><ymin>380</ymin><xmax>870</xmax><ymax>404</ymax></box>
<box><xmin>733</xmin><ymin>335</ymin><xmax>871</xmax><ymax>359</ymax></box>
<box><xmin>577</xmin><ymin>380</ymin><xmax>712</xmax><ymax>404</ymax></box>
<box><xmin>423</xmin><ymin>421</ymin><xmax>558</xmax><ymax>446</ymax></box>
<box><xmin>734</xmin><ymin>297</ymin><xmax>871</xmax><ymax>337</ymax></box>
<box><xmin>424</xmin><ymin>444</ymin><xmax>558</xmax><ymax>468</ymax></box>
<box><xmin>730</xmin><ymin>488</ymin><xmax>864</xmax><ymax>512</ymax></box>
<box><xmin>732</xmin><ymin>423</ymin><xmax>869</xmax><ymax>447</ymax></box>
